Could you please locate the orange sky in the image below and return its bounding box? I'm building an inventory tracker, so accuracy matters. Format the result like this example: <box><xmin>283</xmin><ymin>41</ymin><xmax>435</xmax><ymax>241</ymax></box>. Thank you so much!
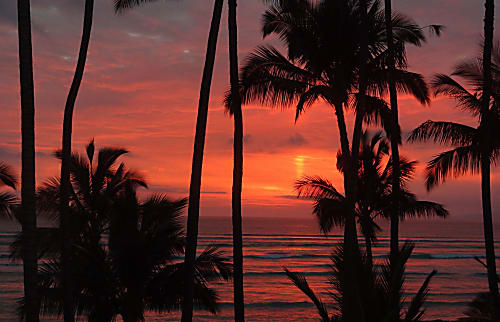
<box><xmin>0</xmin><ymin>0</ymin><xmax>499</xmax><ymax>220</ymax></box>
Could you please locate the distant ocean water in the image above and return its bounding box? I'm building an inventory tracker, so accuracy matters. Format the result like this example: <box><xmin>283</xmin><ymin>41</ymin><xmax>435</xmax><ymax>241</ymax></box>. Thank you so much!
<box><xmin>0</xmin><ymin>217</ymin><xmax>499</xmax><ymax>321</ymax></box>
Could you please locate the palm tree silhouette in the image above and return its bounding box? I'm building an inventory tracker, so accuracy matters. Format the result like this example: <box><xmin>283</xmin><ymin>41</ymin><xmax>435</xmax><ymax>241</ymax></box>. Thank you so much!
<box><xmin>409</xmin><ymin>47</ymin><xmax>500</xmax><ymax>320</ymax></box>
<box><xmin>232</xmin><ymin>1</ymin><xmax>434</xmax><ymax>318</ymax></box>
<box><xmin>227</xmin><ymin>0</ymin><xmax>245</xmax><ymax>320</ymax></box>
<box><xmin>12</xmin><ymin>143</ymin><xmax>231</xmax><ymax>321</ymax></box>
<box><xmin>297</xmin><ymin>132</ymin><xmax>448</xmax><ymax>266</ymax></box>
<box><xmin>0</xmin><ymin>163</ymin><xmax>18</xmax><ymax>219</ymax></box>
<box><xmin>383</xmin><ymin>0</ymin><xmax>402</xmax><ymax>269</ymax></box>
<box><xmin>284</xmin><ymin>243</ymin><xmax>436</xmax><ymax>321</ymax></box>
<box><xmin>114</xmin><ymin>2</ymin><xmax>225</xmax><ymax>320</ymax></box>
<box><xmin>480</xmin><ymin>1</ymin><xmax>498</xmax><ymax>320</ymax></box>
<box><xmin>16</xmin><ymin>0</ymin><xmax>39</xmax><ymax>319</ymax></box>
<box><xmin>58</xmin><ymin>1</ymin><xmax>95</xmax><ymax>320</ymax></box>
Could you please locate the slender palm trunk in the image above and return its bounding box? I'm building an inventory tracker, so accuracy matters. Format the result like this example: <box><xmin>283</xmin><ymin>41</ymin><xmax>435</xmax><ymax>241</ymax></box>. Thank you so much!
<box><xmin>385</xmin><ymin>1</ymin><xmax>402</xmax><ymax>319</ymax></box>
<box><xmin>228</xmin><ymin>0</ymin><xmax>245</xmax><ymax>320</ymax></box>
<box><xmin>384</xmin><ymin>0</ymin><xmax>401</xmax><ymax>260</ymax></box>
<box><xmin>365</xmin><ymin>235</ymin><xmax>373</xmax><ymax>268</ymax></box>
<box><xmin>480</xmin><ymin>2</ymin><xmax>499</xmax><ymax>320</ymax></box>
<box><xmin>17</xmin><ymin>0</ymin><xmax>39</xmax><ymax>320</ymax></box>
<box><xmin>333</xmin><ymin>101</ymin><xmax>362</xmax><ymax>321</ymax></box>
<box><xmin>333</xmin><ymin>101</ymin><xmax>358</xmax><ymax>250</ymax></box>
<box><xmin>181</xmin><ymin>1</ymin><xmax>224</xmax><ymax>320</ymax></box>
<box><xmin>59</xmin><ymin>1</ymin><xmax>94</xmax><ymax>321</ymax></box>
<box><xmin>480</xmin><ymin>157</ymin><xmax>499</xmax><ymax>321</ymax></box>
<box><xmin>351</xmin><ymin>0</ymin><xmax>369</xmax><ymax>164</ymax></box>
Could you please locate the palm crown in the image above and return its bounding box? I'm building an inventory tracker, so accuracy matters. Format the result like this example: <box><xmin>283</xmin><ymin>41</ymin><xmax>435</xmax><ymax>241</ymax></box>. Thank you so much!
<box><xmin>232</xmin><ymin>0</ymin><xmax>434</xmax><ymax>124</ymax></box>
<box><xmin>408</xmin><ymin>45</ymin><xmax>500</xmax><ymax>189</ymax></box>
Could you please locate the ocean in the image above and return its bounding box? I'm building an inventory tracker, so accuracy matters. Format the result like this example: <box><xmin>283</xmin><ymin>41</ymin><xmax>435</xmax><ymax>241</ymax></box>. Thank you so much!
<box><xmin>0</xmin><ymin>216</ymin><xmax>499</xmax><ymax>321</ymax></box>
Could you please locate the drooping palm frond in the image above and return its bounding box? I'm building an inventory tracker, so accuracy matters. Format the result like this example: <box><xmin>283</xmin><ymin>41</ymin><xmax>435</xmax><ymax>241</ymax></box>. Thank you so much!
<box><xmin>399</xmin><ymin>191</ymin><xmax>449</xmax><ymax>220</ymax></box>
<box><xmin>284</xmin><ymin>268</ymin><xmax>330</xmax><ymax>322</ymax></box>
<box><xmin>0</xmin><ymin>162</ymin><xmax>17</xmax><ymax>189</ymax></box>
<box><xmin>295</xmin><ymin>176</ymin><xmax>344</xmax><ymax>200</ymax></box>
<box><xmin>431</xmin><ymin>74</ymin><xmax>482</xmax><ymax>116</ymax></box>
<box><xmin>425</xmin><ymin>145</ymin><xmax>481</xmax><ymax>190</ymax></box>
<box><xmin>408</xmin><ymin>120</ymin><xmax>477</xmax><ymax>147</ymax></box>
<box><xmin>0</xmin><ymin>192</ymin><xmax>17</xmax><ymax>220</ymax></box>
<box><xmin>113</xmin><ymin>0</ymin><xmax>160</xmax><ymax>13</ymax></box>
<box><xmin>235</xmin><ymin>45</ymin><xmax>316</xmax><ymax>109</ymax></box>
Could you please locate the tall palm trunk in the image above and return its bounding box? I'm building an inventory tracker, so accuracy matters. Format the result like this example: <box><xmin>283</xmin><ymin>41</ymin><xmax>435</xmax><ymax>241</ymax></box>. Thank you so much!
<box><xmin>385</xmin><ymin>1</ymin><xmax>402</xmax><ymax>319</ymax></box>
<box><xmin>351</xmin><ymin>0</ymin><xmax>369</xmax><ymax>164</ymax></box>
<box><xmin>480</xmin><ymin>1</ymin><xmax>498</xmax><ymax>320</ymax></box>
<box><xmin>333</xmin><ymin>101</ymin><xmax>362</xmax><ymax>321</ymax></box>
<box><xmin>480</xmin><ymin>156</ymin><xmax>499</xmax><ymax>321</ymax></box>
<box><xmin>228</xmin><ymin>0</ymin><xmax>245</xmax><ymax>320</ymax></box>
<box><xmin>181</xmin><ymin>1</ymin><xmax>224</xmax><ymax>320</ymax></box>
<box><xmin>17</xmin><ymin>0</ymin><xmax>39</xmax><ymax>320</ymax></box>
<box><xmin>384</xmin><ymin>0</ymin><xmax>401</xmax><ymax>260</ymax></box>
<box><xmin>59</xmin><ymin>1</ymin><xmax>94</xmax><ymax>321</ymax></box>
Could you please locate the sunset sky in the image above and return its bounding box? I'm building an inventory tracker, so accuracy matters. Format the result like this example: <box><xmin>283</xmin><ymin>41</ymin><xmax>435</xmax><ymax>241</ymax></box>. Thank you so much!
<box><xmin>1</xmin><ymin>0</ymin><xmax>499</xmax><ymax>221</ymax></box>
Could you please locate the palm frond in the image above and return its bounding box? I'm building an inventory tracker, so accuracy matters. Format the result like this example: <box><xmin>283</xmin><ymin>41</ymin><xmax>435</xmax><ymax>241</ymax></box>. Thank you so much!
<box><xmin>404</xmin><ymin>270</ymin><xmax>437</xmax><ymax>321</ymax></box>
<box><xmin>114</xmin><ymin>0</ymin><xmax>159</xmax><ymax>13</ymax></box>
<box><xmin>425</xmin><ymin>145</ymin><xmax>480</xmax><ymax>190</ymax></box>
<box><xmin>408</xmin><ymin>120</ymin><xmax>477</xmax><ymax>146</ymax></box>
<box><xmin>0</xmin><ymin>162</ymin><xmax>17</xmax><ymax>189</ymax></box>
<box><xmin>295</xmin><ymin>176</ymin><xmax>343</xmax><ymax>200</ymax></box>
<box><xmin>284</xmin><ymin>268</ymin><xmax>330</xmax><ymax>322</ymax></box>
<box><xmin>432</xmin><ymin>74</ymin><xmax>482</xmax><ymax>116</ymax></box>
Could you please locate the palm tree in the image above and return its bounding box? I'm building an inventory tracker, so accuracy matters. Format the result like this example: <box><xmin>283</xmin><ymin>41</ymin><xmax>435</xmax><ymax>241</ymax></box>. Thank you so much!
<box><xmin>233</xmin><ymin>1</ymin><xmax>432</xmax><ymax>318</ymax></box>
<box><xmin>59</xmin><ymin>1</ymin><xmax>95</xmax><ymax>320</ymax></box>
<box><xmin>284</xmin><ymin>243</ymin><xmax>436</xmax><ymax>322</ymax></box>
<box><xmin>227</xmin><ymin>0</ymin><xmax>244</xmax><ymax>320</ymax></box>
<box><xmin>0</xmin><ymin>163</ymin><xmax>18</xmax><ymax>219</ymax></box>
<box><xmin>383</xmin><ymin>0</ymin><xmax>401</xmax><ymax>266</ymax></box>
<box><xmin>12</xmin><ymin>144</ymin><xmax>231</xmax><ymax>321</ymax></box>
<box><xmin>235</xmin><ymin>0</ymin><xmax>431</xmax><ymax>245</ymax></box>
<box><xmin>17</xmin><ymin>0</ymin><xmax>39</xmax><ymax>319</ymax></box>
<box><xmin>480</xmin><ymin>1</ymin><xmax>498</xmax><ymax>321</ymax></box>
<box><xmin>296</xmin><ymin>132</ymin><xmax>448</xmax><ymax>266</ymax></box>
<box><xmin>114</xmin><ymin>2</ymin><xmax>225</xmax><ymax>319</ymax></box>
<box><xmin>408</xmin><ymin>47</ymin><xmax>500</xmax><ymax>321</ymax></box>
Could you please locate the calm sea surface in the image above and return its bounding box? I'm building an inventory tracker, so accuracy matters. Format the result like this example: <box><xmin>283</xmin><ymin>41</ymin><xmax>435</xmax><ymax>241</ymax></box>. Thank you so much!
<box><xmin>0</xmin><ymin>217</ymin><xmax>499</xmax><ymax>321</ymax></box>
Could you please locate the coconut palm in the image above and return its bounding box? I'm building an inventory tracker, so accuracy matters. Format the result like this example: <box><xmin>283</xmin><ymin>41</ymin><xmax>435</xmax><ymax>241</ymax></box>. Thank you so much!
<box><xmin>12</xmin><ymin>143</ymin><xmax>231</xmax><ymax>321</ymax></box>
<box><xmin>383</xmin><ymin>0</ymin><xmax>402</xmax><ymax>268</ymax></box>
<box><xmin>408</xmin><ymin>47</ymin><xmax>500</xmax><ymax>320</ymax></box>
<box><xmin>480</xmin><ymin>1</ymin><xmax>498</xmax><ymax>321</ymax></box>
<box><xmin>17</xmin><ymin>186</ymin><xmax>231</xmax><ymax>322</ymax></box>
<box><xmin>226</xmin><ymin>0</ymin><xmax>245</xmax><ymax>320</ymax></box>
<box><xmin>296</xmin><ymin>132</ymin><xmax>448</xmax><ymax>266</ymax></box>
<box><xmin>234</xmin><ymin>0</ymin><xmax>432</xmax><ymax>250</ymax></box>
<box><xmin>114</xmin><ymin>2</ymin><xmax>224</xmax><ymax>319</ymax></box>
<box><xmin>17</xmin><ymin>0</ymin><xmax>39</xmax><ymax>319</ymax></box>
<box><xmin>59</xmin><ymin>2</ymin><xmax>95</xmax><ymax>320</ymax></box>
<box><xmin>284</xmin><ymin>243</ymin><xmax>436</xmax><ymax>322</ymax></box>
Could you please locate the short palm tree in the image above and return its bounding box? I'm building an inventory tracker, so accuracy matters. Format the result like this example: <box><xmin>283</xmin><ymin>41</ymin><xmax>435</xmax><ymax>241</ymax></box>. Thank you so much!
<box><xmin>114</xmin><ymin>2</ymin><xmax>225</xmax><ymax>319</ymax></box>
<box><xmin>297</xmin><ymin>132</ymin><xmax>448</xmax><ymax>266</ymax></box>
<box><xmin>284</xmin><ymin>243</ymin><xmax>436</xmax><ymax>322</ymax></box>
<box><xmin>12</xmin><ymin>143</ymin><xmax>232</xmax><ymax>321</ymax></box>
<box><xmin>408</xmin><ymin>47</ymin><xmax>500</xmax><ymax>318</ymax></box>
